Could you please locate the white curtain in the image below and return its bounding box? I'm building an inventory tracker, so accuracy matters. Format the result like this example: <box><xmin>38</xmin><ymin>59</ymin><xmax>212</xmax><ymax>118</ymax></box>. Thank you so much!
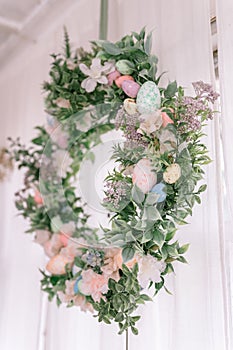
<box><xmin>0</xmin><ymin>0</ymin><xmax>231</xmax><ymax>349</ymax></box>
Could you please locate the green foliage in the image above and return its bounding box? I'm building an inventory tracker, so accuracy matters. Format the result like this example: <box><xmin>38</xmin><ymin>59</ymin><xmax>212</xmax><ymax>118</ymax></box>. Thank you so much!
<box><xmin>92</xmin><ymin>264</ymin><xmax>151</xmax><ymax>334</ymax></box>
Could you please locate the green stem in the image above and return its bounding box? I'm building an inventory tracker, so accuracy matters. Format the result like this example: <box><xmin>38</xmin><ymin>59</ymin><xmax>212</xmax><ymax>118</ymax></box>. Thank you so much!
<box><xmin>99</xmin><ymin>0</ymin><xmax>108</xmax><ymax>40</ymax></box>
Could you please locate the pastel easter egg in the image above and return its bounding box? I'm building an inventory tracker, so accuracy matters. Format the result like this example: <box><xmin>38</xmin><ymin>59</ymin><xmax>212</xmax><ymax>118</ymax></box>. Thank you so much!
<box><xmin>161</xmin><ymin>111</ymin><xmax>174</xmax><ymax>128</ymax></box>
<box><xmin>163</xmin><ymin>163</ymin><xmax>181</xmax><ymax>184</ymax></box>
<box><xmin>107</xmin><ymin>70</ymin><xmax>121</xmax><ymax>86</ymax></box>
<box><xmin>136</xmin><ymin>81</ymin><xmax>161</xmax><ymax>114</ymax></box>
<box><xmin>116</xmin><ymin>60</ymin><xmax>135</xmax><ymax>75</ymax></box>
<box><xmin>122</xmin><ymin>80</ymin><xmax>140</xmax><ymax>98</ymax></box>
<box><xmin>151</xmin><ymin>183</ymin><xmax>166</xmax><ymax>203</ymax></box>
<box><xmin>115</xmin><ymin>75</ymin><xmax>134</xmax><ymax>88</ymax></box>
<box><xmin>132</xmin><ymin>158</ymin><xmax>157</xmax><ymax>194</ymax></box>
<box><xmin>123</xmin><ymin>98</ymin><xmax>138</xmax><ymax>115</ymax></box>
<box><xmin>46</xmin><ymin>254</ymin><xmax>72</xmax><ymax>275</ymax></box>
<box><xmin>74</xmin><ymin>276</ymin><xmax>82</xmax><ymax>294</ymax></box>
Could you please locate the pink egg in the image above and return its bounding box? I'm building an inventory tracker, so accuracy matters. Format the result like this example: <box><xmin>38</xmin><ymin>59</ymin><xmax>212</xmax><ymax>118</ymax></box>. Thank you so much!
<box><xmin>161</xmin><ymin>111</ymin><xmax>174</xmax><ymax>128</ymax></box>
<box><xmin>115</xmin><ymin>75</ymin><xmax>134</xmax><ymax>88</ymax></box>
<box><xmin>107</xmin><ymin>70</ymin><xmax>121</xmax><ymax>86</ymax></box>
<box><xmin>122</xmin><ymin>80</ymin><xmax>140</xmax><ymax>98</ymax></box>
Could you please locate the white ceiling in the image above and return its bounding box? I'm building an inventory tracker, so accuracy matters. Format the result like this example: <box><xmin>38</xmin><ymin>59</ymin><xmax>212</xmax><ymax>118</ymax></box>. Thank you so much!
<box><xmin>0</xmin><ymin>0</ymin><xmax>217</xmax><ymax>70</ymax></box>
<box><xmin>0</xmin><ymin>0</ymin><xmax>81</xmax><ymax>69</ymax></box>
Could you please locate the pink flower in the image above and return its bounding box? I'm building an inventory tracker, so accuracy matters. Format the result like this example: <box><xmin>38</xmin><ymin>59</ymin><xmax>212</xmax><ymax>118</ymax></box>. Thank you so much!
<box><xmin>101</xmin><ymin>248</ymin><xmax>122</xmax><ymax>281</ymax></box>
<box><xmin>57</xmin><ymin>280</ymin><xmax>94</xmax><ymax>312</ymax></box>
<box><xmin>46</xmin><ymin>254</ymin><xmax>73</xmax><ymax>275</ymax></box>
<box><xmin>101</xmin><ymin>248</ymin><xmax>138</xmax><ymax>280</ymax></box>
<box><xmin>55</xmin><ymin>97</ymin><xmax>71</xmax><ymax>109</ymax></box>
<box><xmin>43</xmin><ymin>233</ymin><xmax>63</xmax><ymax>257</ymax></box>
<box><xmin>34</xmin><ymin>230</ymin><xmax>51</xmax><ymax>245</ymax></box>
<box><xmin>79</xmin><ymin>269</ymin><xmax>109</xmax><ymax>302</ymax></box>
<box><xmin>132</xmin><ymin>158</ymin><xmax>157</xmax><ymax>194</ymax></box>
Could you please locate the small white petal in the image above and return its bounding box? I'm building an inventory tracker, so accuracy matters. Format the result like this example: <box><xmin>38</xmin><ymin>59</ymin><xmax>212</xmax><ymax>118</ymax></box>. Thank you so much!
<box><xmin>81</xmin><ymin>77</ymin><xmax>97</xmax><ymax>92</ymax></box>
<box><xmin>97</xmin><ymin>76</ymin><xmax>108</xmax><ymax>84</ymax></box>
<box><xmin>79</xmin><ymin>63</ymin><xmax>91</xmax><ymax>76</ymax></box>
<box><xmin>90</xmin><ymin>58</ymin><xmax>101</xmax><ymax>69</ymax></box>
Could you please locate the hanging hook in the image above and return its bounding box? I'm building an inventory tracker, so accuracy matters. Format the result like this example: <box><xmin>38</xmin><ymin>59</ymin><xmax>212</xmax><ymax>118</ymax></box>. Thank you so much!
<box><xmin>99</xmin><ymin>0</ymin><xmax>108</xmax><ymax>40</ymax></box>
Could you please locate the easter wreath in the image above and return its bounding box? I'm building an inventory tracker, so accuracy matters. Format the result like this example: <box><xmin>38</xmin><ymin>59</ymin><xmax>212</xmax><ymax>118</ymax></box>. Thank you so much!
<box><xmin>8</xmin><ymin>28</ymin><xmax>219</xmax><ymax>335</ymax></box>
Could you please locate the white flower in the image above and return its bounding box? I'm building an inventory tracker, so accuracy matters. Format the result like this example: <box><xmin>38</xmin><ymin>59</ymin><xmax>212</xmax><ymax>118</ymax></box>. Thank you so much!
<box><xmin>52</xmin><ymin>149</ymin><xmax>73</xmax><ymax>178</ymax></box>
<box><xmin>79</xmin><ymin>58</ymin><xmax>114</xmax><ymax>93</ymax></box>
<box><xmin>138</xmin><ymin>254</ymin><xmax>165</xmax><ymax>288</ymax></box>
<box><xmin>158</xmin><ymin>129</ymin><xmax>177</xmax><ymax>153</ymax></box>
<box><xmin>137</xmin><ymin>111</ymin><xmax>163</xmax><ymax>135</ymax></box>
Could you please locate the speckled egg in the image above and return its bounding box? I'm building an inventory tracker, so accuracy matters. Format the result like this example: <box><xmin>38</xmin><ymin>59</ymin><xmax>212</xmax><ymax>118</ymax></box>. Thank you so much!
<box><xmin>115</xmin><ymin>75</ymin><xmax>134</xmax><ymax>88</ymax></box>
<box><xmin>123</xmin><ymin>98</ymin><xmax>138</xmax><ymax>115</ymax></box>
<box><xmin>122</xmin><ymin>80</ymin><xmax>140</xmax><ymax>98</ymax></box>
<box><xmin>136</xmin><ymin>81</ymin><xmax>161</xmax><ymax>114</ymax></box>
<box><xmin>163</xmin><ymin>163</ymin><xmax>181</xmax><ymax>184</ymax></box>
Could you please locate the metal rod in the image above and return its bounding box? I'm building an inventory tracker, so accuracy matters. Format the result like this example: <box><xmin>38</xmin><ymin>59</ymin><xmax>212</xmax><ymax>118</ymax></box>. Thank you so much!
<box><xmin>99</xmin><ymin>0</ymin><xmax>108</xmax><ymax>40</ymax></box>
<box><xmin>126</xmin><ymin>328</ymin><xmax>129</xmax><ymax>350</ymax></box>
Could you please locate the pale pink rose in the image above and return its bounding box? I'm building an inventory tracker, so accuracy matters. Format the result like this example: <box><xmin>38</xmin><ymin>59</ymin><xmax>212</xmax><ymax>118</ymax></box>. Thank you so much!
<box><xmin>79</xmin><ymin>269</ymin><xmax>109</xmax><ymax>302</ymax></box>
<box><xmin>74</xmin><ymin>294</ymin><xmax>94</xmax><ymax>312</ymax></box>
<box><xmin>138</xmin><ymin>254</ymin><xmax>165</xmax><ymax>288</ymax></box>
<box><xmin>132</xmin><ymin>158</ymin><xmax>157</xmax><ymax>194</ymax></box>
<box><xmin>55</xmin><ymin>97</ymin><xmax>71</xmax><ymax>109</ymax></box>
<box><xmin>60</xmin><ymin>242</ymin><xmax>80</xmax><ymax>262</ymax></box>
<box><xmin>58</xmin><ymin>221</ymin><xmax>76</xmax><ymax>246</ymax></box>
<box><xmin>101</xmin><ymin>248</ymin><xmax>138</xmax><ymax>280</ymax></box>
<box><xmin>43</xmin><ymin>233</ymin><xmax>63</xmax><ymax>257</ymax></box>
<box><xmin>46</xmin><ymin>254</ymin><xmax>72</xmax><ymax>275</ymax></box>
<box><xmin>101</xmin><ymin>248</ymin><xmax>122</xmax><ymax>280</ymax></box>
<box><xmin>57</xmin><ymin>280</ymin><xmax>94</xmax><ymax>312</ymax></box>
<box><xmin>137</xmin><ymin>111</ymin><xmax>163</xmax><ymax>135</ymax></box>
<box><xmin>34</xmin><ymin>230</ymin><xmax>51</xmax><ymax>245</ymax></box>
<box><xmin>161</xmin><ymin>111</ymin><xmax>174</xmax><ymax>128</ymax></box>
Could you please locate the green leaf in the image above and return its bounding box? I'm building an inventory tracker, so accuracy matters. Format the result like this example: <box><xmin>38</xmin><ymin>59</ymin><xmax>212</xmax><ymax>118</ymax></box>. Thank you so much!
<box><xmin>143</xmin><ymin>206</ymin><xmax>161</xmax><ymax>222</ymax></box>
<box><xmin>131</xmin><ymin>326</ymin><xmax>139</xmax><ymax>335</ymax></box>
<box><xmin>164</xmin><ymin>81</ymin><xmax>178</xmax><ymax>98</ymax></box>
<box><xmin>140</xmin><ymin>294</ymin><xmax>152</xmax><ymax>302</ymax></box>
<box><xmin>115</xmin><ymin>313</ymin><xmax>124</xmax><ymax>322</ymax></box>
<box><xmin>122</xmin><ymin>246</ymin><xmax>135</xmax><ymax>262</ymax></box>
<box><xmin>101</xmin><ymin>41</ymin><xmax>121</xmax><ymax>55</ymax></box>
<box><xmin>145</xmin><ymin>192</ymin><xmax>160</xmax><ymax>206</ymax></box>
<box><xmin>145</xmin><ymin>31</ymin><xmax>152</xmax><ymax>55</ymax></box>
<box><xmin>198</xmin><ymin>184</ymin><xmax>207</xmax><ymax>193</ymax></box>
<box><xmin>131</xmin><ymin>185</ymin><xmax>145</xmax><ymax>205</ymax></box>
<box><xmin>178</xmin><ymin>243</ymin><xmax>190</xmax><ymax>254</ymax></box>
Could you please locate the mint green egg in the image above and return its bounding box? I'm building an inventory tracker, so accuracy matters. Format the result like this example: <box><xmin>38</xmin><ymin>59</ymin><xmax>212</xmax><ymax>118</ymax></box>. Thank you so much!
<box><xmin>136</xmin><ymin>81</ymin><xmax>161</xmax><ymax>114</ymax></box>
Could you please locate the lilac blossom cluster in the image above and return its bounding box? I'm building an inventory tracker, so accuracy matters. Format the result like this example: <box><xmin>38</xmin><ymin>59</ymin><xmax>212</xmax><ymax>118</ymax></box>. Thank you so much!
<box><xmin>115</xmin><ymin>108</ymin><xmax>147</xmax><ymax>147</ymax></box>
<box><xmin>179</xmin><ymin>81</ymin><xmax>219</xmax><ymax>132</ymax></box>
<box><xmin>103</xmin><ymin>179</ymin><xmax>128</xmax><ymax>208</ymax></box>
